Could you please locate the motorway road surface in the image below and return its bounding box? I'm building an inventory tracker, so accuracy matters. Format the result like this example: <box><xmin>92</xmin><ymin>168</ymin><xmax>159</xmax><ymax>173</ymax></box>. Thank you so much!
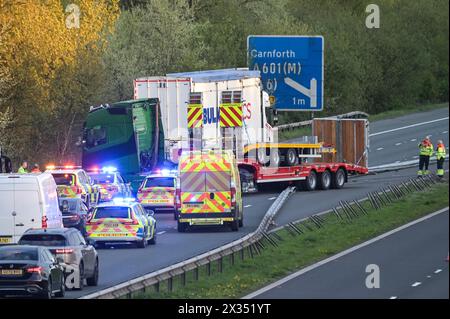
<box><xmin>67</xmin><ymin>106</ymin><xmax>449</xmax><ymax>298</ymax></box>
<box><xmin>250</xmin><ymin>210</ymin><xmax>449</xmax><ymax>299</ymax></box>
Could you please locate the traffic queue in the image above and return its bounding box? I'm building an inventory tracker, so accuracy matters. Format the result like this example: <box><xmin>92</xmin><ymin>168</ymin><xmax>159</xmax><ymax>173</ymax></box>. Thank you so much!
<box><xmin>0</xmin><ymin>150</ymin><xmax>245</xmax><ymax>298</ymax></box>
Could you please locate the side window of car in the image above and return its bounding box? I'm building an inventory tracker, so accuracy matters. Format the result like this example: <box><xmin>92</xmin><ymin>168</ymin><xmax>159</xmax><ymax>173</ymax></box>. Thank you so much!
<box><xmin>117</xmin><ymin>174</ymin><xmax>124</xmax><ymax>184</ymax></box>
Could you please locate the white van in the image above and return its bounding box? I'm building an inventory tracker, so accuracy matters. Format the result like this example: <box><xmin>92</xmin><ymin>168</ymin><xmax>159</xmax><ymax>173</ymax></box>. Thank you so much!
<box><xmin>0</xmin><ymin>173</ymin><xmax>63</xmax><ymax>244</ymax></box>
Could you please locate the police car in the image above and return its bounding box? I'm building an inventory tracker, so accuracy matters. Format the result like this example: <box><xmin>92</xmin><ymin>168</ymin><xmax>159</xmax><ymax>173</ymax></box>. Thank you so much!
<box><xmin>46</xmin><ymin>165</ymin><xmax>100</xmax><ymax>208</ymax></box>
<box><xmin>86</xmin><ymin>166</ymin><xmax>132</xmax><ymax>202</ymax></box>
<box><xmin>85</xmin><ymin>199</ymin><xmax>156</xmax><ymax>248</ymax></box>
<box><xmin>137</xmin><ymin>169</ymin><xmax>177</xmax><ymax>217</ymax></box>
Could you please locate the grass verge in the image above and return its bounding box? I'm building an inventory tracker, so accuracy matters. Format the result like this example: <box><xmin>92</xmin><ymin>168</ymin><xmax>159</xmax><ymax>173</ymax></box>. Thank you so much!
<box><xmin>368</xmin><ymin>102</ymin><xmax>448</xmax><ymax>122</ymax></box>
<box><xmin>277</xmin><ymin>102</ymin><xmax>448</xmax><ymax>141</ymax></box>
<box><xmin>134</xmin><ymin>180</ymin><xmax>448</xmax><ymax>299</ymax></box>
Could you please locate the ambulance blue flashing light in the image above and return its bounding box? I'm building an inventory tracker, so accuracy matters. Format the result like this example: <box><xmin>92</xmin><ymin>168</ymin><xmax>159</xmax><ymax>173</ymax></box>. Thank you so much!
<box><xmin>113</xmin><ymin>197</ymin><xmax>136</xmax><ymax>204</ymax></box>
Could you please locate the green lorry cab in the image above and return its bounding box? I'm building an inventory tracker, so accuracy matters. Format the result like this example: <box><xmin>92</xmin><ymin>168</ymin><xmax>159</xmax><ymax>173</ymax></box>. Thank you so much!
<box><xmin>81</xmin><ymin>98</ymin><xmax>165</xmax><ymax>193</ymax></box>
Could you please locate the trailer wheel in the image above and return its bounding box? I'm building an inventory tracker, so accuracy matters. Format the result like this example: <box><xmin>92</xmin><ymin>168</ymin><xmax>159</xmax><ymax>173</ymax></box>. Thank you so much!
<box><xmin>318</xmin><ymin>170</ymin><xmax>331</xmax><ymax>190</ymax></box>
<box><xmin>331</xmin><ymin>168</ymin><xmax>346</xmax><ymax>189</ymax></box>
<box><xmin>303</xmin><ymin>170</ymin><xmax>317</xmax><ymax>191</ymax></box>
<box><xmin>257</xmin><ymin>148</ymin><xmax>269</xmax><ymax>166</ymax></box>
<box><xmin>270</xmin><ymin>149</ymin><xmax>280</xmax><ymax>167</ymax></box>
<box><xmin>285</xmin><ymin>148</ymin><xmax>298</xmax><ymax>166</ymax></box>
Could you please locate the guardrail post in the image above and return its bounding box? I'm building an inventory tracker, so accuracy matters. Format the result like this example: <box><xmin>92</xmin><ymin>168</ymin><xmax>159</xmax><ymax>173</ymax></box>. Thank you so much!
<box><xmin>218</xmin><ymin>257</ymin><xmax>223</xmax><ymax>273</ymax></box>
<box><xmin>230</xmin><ymin>252</ymin><xmax>235</xmax><ymax>266</ymax></box>
<box><xmin>207</xmin><ymin>262</ymin><xmax>211</xmax><ymax>276</ymax></box>
<box><xmin>155</xmin><ymin>281</ymin><xmax>160</xmax><ymax>293</ymax></box>
<box><xmin>240</xmin><ymin>248</ymin><xmax>245</xmax><ymax>261</ymax></box>
<box><xmin>194</xmin><ymin>267</ymin><xmax>199</xmax><ymax>281</ymax></box>
<box><xmin>168</xmin><ymin>277</ymin><xmax>173</xmax><ymax>292</ymax></box>
<box><xmin>181</xmin><ymin>272</ymin><xmax>186</xmax><ymax>286</ymax></box>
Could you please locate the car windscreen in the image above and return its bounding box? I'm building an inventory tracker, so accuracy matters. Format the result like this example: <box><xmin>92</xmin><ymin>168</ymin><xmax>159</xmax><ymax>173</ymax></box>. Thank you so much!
<box><xmin>52</xmin><ymin>173</ymin><xmax>75</xmax><ymax>186</ymax></box>
<box><xmin>0</xmin><ymin>247</ymin><xmax>38</xmax><ymax>261</ymax></box>
<box><xmin>93</xmin><ymin>207</ymin><xmax>130</xmax><ymax>219</ymax></box>
<box><xmin>144</xmin><ymin>177</ymin><xmax>174</xmax><ymax>188</ymax></box>
<box><xmin>18</xmin><ymin>234</ymin><xmax>67</xmax><ymax>247</ymax></box>
<box><xmin>89</xmin><ymin>173</ymin><xmax>114</xmax><ymax>184</ymax></box>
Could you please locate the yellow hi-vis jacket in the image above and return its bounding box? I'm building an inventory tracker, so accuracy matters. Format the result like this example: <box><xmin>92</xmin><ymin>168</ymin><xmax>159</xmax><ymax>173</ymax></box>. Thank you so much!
<box><xmin>419</xmin><ymin>142</ymin><xmax>433</xmax><ymax>156</ymax></box>
<box><xmin>436</xmin><ymin>143</ymin><xmax>446</xmax><ymax>160</ymax></box>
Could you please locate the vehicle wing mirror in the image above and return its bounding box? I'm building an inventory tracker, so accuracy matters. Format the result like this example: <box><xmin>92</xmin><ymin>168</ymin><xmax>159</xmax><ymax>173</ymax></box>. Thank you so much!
<box><xmin>147</xmin><ymin>209</ymin><xmax>155</xmax><ymax>217</ymax></box>
<box><xmin>56</xmin><ymin>256</ymin><xmax>64</xmax><ymax>263</ymax></box>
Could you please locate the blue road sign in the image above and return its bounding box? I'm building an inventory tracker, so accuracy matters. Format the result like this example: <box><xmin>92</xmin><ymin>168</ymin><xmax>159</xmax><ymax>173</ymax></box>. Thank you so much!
<box><xmin>247</xmin><ymin>35</ymin><xmax>324</xmax><ymax>111</ymax></box>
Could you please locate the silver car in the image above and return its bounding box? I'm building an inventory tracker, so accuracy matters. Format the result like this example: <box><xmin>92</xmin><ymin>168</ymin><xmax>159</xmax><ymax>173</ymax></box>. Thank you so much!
<box><xmin>18</xmin><ymin>228</ymin><xmax>98</xmax><ymax>290</ymax></box>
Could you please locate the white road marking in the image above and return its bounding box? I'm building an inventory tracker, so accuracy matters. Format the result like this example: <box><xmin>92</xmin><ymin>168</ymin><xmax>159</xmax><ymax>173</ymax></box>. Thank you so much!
<box><xmin>434</xmin><ymin>269</ymin><xmax>442</xmax><ymax>274</ymax></box>
<box><xmin>413</xmin><ymin>156</ymin><xmax>419</xmax><ymax>159</ymax></box>
<box><xmin>268</xmin><ymin>197</ymin><xmax>277</xmax><ymax>200</ymax></box>
<box><xmin>389</xmin><ymin>296</ymin><xmax>398</xmax><ymax>299</ymax></box>
<box><xmin>369</xmin><ymin>117</ymin><xmax>449</xmax><ymax>137</ymax></box>
<box><xmin>411</xmin><ymin>282</ymin><xmax>422</xmax><ymax>287</ymax></box>
<box><xmin>244</xmin><ymin>204</ymin><xmax>252</xmax><ymax>208</ymax></box>
<box><xmin>442</xmin><ymin>131</ymin><xmax>448</xmax><ymax>134</ymax></box>
<box><xmin>411</xmin><ymin>138</ymin><xmax>417</xmax><ymax>142</ymax></box>
<box><xmin>395</xmin><ymin>142</ymin><xmax>402</xmax><ymax>146</ymax></box>
<box><xmin>242</xmin><ymin>207</ymin><xmax>449</xmax><ymax>299</ymax></box>
<box><xmin>376</xmin><ymin>147</ymin><xmax>384</xmax><ymax>151</ymax></box>
<box><xmin>157</xmin><ymin>231</ymin><xmax>166</xmax><ymax>235</ymax></box>
<box><xmin>427</xmin><ymin>275</ymin><xmax>432</xmax><ymax>278</ymax></box>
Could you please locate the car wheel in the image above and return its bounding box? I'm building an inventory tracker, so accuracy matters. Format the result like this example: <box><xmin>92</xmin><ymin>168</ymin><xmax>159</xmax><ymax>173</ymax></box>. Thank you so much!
<box><xmin>55</xmin><ymin>275</ymin><xmax>65</xmax><ymax>297</ymax></box>
<box><xmin>285</xmin><ymin>148</ymin><xmax>298</xmax><ymax>166</ymax></box>
<box><xmin>74</xmin><ymin>263</ymin><xmax>84</xmax><ymax>290</ymax></box>
<box><xmin>41</xmin><ymin>277</ymin><xmax>52</xmax><ymax>299</ymax></box>
<box><xmin>331</xmin><ymin>168</ymin><xmax>346</xmax><ymax>189</ymax></box>
<box><xmin>137</xmin><ymin>236</ymin><xmax>147</xmax><ymax>248</ymax></box>
<box><xmin>148</xmin><ymin>229</ymin><xmax>157</xmax><ymax>245</ymax></box>
<box><xmin>318</xmin><ymin>170</ymin><xmax>332</xmax><ymax>190</ymax></box>
<box><xmin>86</xmin><ymin>259</ymin><xmax>99</xmax><ymax>286</ymax></box>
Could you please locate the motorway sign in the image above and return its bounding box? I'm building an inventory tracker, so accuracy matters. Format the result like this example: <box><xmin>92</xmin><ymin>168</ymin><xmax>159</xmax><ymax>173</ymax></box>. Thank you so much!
<box><xmin>247</xmin><ymin>35</ymin><xmax>324</xmax><ymax>111</ymax></box>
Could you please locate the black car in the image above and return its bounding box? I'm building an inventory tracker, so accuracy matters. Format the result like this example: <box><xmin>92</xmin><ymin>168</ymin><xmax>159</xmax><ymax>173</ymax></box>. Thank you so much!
<box><xmin>0</xmin><ymin>245</ymin><xmax>65</xmax><ymax>299</ymax></box>
<box><xmin>59</xmin><ymin>198</ymin><xmax>89</xmax><ymax>236</ymax></box>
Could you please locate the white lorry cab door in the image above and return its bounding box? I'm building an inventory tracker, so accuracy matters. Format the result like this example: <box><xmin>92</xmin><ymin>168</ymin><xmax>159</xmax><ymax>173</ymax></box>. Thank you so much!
<box><xmin>0</xmin><ymin>178</ymin><xmax>16</xmax><ymax>244</ymax></box>
<box><xmin>13</xmin><ymin>179</ymin><xmax>42</xmax><ymax>239</ymax></box>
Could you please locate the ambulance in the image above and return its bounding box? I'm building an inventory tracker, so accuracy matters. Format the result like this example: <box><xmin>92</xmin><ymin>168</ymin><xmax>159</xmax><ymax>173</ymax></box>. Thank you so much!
<box><xmin>175</xmin><ymin>150</ymin><xmax>243</xmax><ymax>232</ymax></box>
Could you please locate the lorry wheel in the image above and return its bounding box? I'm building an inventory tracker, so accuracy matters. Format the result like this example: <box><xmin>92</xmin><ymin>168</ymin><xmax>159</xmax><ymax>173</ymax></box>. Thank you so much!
<box><xmin>285</xmin><ymin>148</ymin><xmax>298</xmax><ymax>166</ymax></box>
<box><xmin>177</xmin><ymin>222</ymin><xmax>188</xmax><ymax>233</ymax></box>
<box><xmin>270</xmin><ymin>149</ymin><xmax>280</xmax><ymax>167</ymax></box>
<box><xmin>303</xmin><ymin>171</ymin><xmax>317</xmax><ymax>191</ymax></box>
<box><xmin>257</xmin><ymin>148</ymin><xmax>269</xmax><ymax>166</ymax></box>
<box><xmin>318</xmin><ymin>170</ymin><xmax>331</xmax><ymax>190</ymax></box>
<box><xmin>331</xmin><ymin>168</ymin><xmax>346</xmax><ymax>189</ymax></box>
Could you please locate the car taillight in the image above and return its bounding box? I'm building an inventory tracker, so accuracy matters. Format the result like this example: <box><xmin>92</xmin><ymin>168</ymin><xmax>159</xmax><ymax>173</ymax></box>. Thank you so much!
<box><xmin>123</xmin><ymin>219</ymin><xmax>139</xmax><ymax>225</ymax></box>
<box><xmin>76</xmin><ymin>186</ymin><xmax>83</xmax><ymax>194</ymax></box>
<box><xmin>26</xmin><ymin>266</ymin><xmax>42</xmax><ymax>274</ymax></box>
<box><xmin>55</xmin><ymin>248</ymin><xmax>74</xmax><ymax>254</ymax></box>
<box><xmin>41</xmin><ymin>216</ymin><xmax>48</xmax><ymax>228</ymax></box>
